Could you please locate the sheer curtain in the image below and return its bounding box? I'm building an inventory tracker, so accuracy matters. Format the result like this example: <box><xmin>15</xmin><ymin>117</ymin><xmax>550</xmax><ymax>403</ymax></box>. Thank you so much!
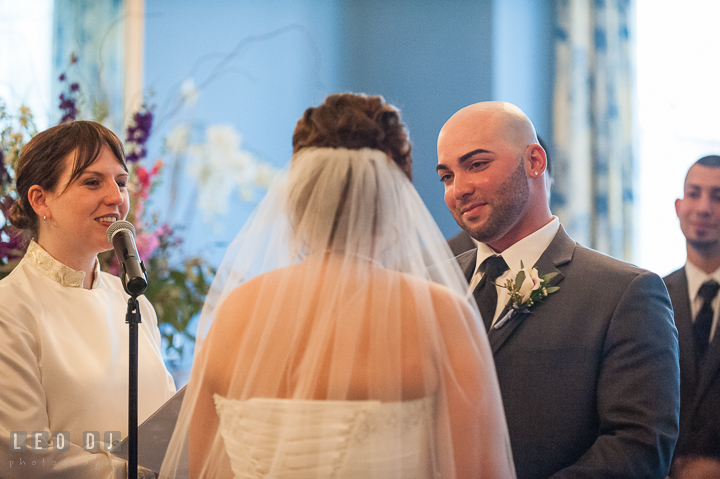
<box><xmin>552</xmin><ymin>0</ymin><xmax>635</xmax><ymax>261</ymax></box>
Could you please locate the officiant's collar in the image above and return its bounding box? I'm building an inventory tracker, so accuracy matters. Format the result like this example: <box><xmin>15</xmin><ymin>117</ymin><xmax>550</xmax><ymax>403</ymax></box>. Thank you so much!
<box><xmin>25</xmin><ymin>240</ymin><xmax>101</xmax><ymax>289</ymax></box>
<box><xmin>473</xmin><ymin>216</ymin><xmax>560</xmax><ymax>277</ymax></box>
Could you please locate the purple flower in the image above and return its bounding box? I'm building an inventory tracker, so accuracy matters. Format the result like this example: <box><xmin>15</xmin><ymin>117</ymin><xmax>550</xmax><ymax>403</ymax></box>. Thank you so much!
<box><xmin>58</xmin><ymin>90</ymin><xmax>78</xmax><ymax>123</ymax></box>
<box><xmin>0</xmin><ymin>158</ymin><xmax>10</xmax><ymax>186</ymax></box>
<box><xmin>0</xmin><ymin>196</ymin><xmax>25</xmax><ymax>262</ymax></box>
<box><xmin>70</xmin><ymin>83</ymin><xmax>79</xmax><ymax>92</ymax></box>
<box><xmin>59</xmin><ymin>73</ymin><xmax>66</xmax><ymax>81</ymax></box>
<box><xmin>125</xmin><ymin>108</ymin><xmax>154</xmax><ymax>162</ymax></box>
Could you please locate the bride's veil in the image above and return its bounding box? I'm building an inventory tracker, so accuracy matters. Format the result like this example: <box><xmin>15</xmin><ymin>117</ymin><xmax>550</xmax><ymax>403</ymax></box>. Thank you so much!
<box><xmin>159</xmin><ymin>97</ymin><xmax>514</xmax><ymax>479</ymax></box>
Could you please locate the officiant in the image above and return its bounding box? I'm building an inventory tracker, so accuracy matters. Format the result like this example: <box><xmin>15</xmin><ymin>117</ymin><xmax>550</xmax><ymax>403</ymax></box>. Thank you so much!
<box><xmin>665</xmin><ymin>155</ymin><xmax>720</xmax><ymax>477</ymax></box>
<box><xmin>0</xmin><ymin>120</ymin><xmax>175</xmax><ymax>478</ymax></box>
<box><xmin>437</xmin><ymin>101</ymin><xmax>680</xmax><ymax>478</ymax></box>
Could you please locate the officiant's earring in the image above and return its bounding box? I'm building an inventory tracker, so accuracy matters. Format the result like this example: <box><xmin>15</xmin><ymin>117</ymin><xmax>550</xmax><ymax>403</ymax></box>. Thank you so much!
<box><xmin>534</xmin><ymin>171</ymin><xmax>539</xmax><ymax>176</ymax></box>
<box><xmin>43</xmin><ymin>215</ymin><xmax>46</xmax><ymax>223</ymax></box>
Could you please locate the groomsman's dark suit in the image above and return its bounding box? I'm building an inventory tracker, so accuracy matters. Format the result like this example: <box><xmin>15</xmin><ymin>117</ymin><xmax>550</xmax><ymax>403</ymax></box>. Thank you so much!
<box><xmin>664</xmin><ymin>267</ymin><xmax>720</xmax><ymax>458</ymax></box>
<box><xmin>457</xmin><ymin>226</ymin><xmax>680</xmax><ymax>479</ymax></box>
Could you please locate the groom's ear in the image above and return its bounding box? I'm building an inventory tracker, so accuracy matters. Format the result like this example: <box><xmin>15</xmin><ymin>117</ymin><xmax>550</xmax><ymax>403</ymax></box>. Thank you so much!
<box><xmin>524</xmin><ymin>144</ymin><xmax>547</xmax><ymax>177</ymax></box>
<box><xmin>675</xmin><ymin>198</ymin><xmax>683</xmax><ymax>218</ymax></box>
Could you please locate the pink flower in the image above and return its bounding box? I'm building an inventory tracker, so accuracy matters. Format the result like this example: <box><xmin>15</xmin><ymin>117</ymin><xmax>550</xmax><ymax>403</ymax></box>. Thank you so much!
<box><xmin>136</xmin><ymin>167</ymin><xmax>151</xmax><ymax>190</ymax></box>
<box><xmin>134</xmin><ymin>232</ymin><xmax>160</xmax><ymax>261</ymax></box>
<box><xmin>155</xmin><ymin>224</ymin><xmax>173</xmax><ymax>237</ymax></box>
<box><xmin>151</xmin><ymin>159</ymin><xmax>164</xmax><ymax>176</ymax></box>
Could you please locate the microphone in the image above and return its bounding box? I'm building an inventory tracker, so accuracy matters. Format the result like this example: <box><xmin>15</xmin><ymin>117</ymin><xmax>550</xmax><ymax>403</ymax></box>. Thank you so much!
<box><xmin>106</xmin><ymin>220</ymin><xmax>148</xmax><ymax>297</ymax></box>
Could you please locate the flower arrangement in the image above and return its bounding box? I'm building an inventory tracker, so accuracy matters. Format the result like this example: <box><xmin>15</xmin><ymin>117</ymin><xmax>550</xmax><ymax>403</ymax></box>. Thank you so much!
<box><xmin>499</xmin><ymin>261</ymin><xmax>559</xmax><ymax>314</ymax></box>
<box><xmin>0</xmin><ymin>102</ymin><xmax>36</xmax><ymax>275</ymax></box>
<box><xmin>0</xmin><ymin>57</ymin><xmax>215</xmax><ymax>362</ymax></box>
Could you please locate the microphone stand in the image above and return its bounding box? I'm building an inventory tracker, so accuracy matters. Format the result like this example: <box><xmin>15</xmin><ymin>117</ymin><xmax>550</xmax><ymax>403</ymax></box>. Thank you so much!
<box><xmin>121</xmin><ymin>262</ymin><xmax>146</xmax><ymax>479</ymax></box>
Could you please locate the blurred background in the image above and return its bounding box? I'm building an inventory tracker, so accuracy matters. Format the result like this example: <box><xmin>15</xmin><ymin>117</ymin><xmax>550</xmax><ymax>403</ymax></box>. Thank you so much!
<box><xmin>2</xmin><ymin>0</ymin><xmax>720</xmax><ymax>378</ymax></box>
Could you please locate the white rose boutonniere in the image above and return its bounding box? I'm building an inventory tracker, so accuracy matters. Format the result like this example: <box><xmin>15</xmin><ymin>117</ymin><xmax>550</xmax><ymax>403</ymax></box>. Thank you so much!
<box><xmin>494</xmin><ymin>261</ymin><xmax>559</xmax><ymax>329</ymax></box>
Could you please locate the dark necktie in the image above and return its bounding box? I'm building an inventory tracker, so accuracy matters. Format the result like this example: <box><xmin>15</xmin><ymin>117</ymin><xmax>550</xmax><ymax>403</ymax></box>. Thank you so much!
<box><xmin>694</xmin><ymin>279</ymin><xmax>720</xmax><ymax>359</ymax></box>
<box><xmin>474</xmin><ymin>255</ymin><xmax>509</xmax><ymax>332</ymax></box>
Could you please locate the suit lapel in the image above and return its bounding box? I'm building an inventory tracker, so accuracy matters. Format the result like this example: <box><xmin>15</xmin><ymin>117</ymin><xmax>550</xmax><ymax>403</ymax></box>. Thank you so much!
<box><xmin>487</xmin><ymin>227</ymin><xmax>574</xmax><ymax>354</ymax></box>
<box><xmin>667</xmin><ymin>269</ymin><xmax>699</xmax><ymax>402</ymax></box>
<box><xmin>693</xmin><ymin>334</ymin><xmax>720</xmax><ymax>412</ymax></box>
<box><xmin>456</xmin><ymin>249</ymin><xmax>477</xmax><ymax>283</ymax></box>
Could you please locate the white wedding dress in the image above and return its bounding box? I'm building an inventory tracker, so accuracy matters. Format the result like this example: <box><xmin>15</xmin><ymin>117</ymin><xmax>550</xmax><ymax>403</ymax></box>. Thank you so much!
<box><xmin>159</xmin><ymin>148</ymin><xmax>515</xmax><ymax>479</ymax></box>
<box><xmin>214</xmin><ymin>394</ymin><xmax>439</xmax><ymax>479</ymax></box>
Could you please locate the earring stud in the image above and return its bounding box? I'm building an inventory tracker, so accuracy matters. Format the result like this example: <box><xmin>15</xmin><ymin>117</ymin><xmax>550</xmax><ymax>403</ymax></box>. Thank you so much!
<box><xmin>43</xmin><ymin>215</ymin><xmax>46</xmax><ymax>223</ymax></box>
<box><xmin>534</xmin><ymin>171</ymin><xmax>539</xmax><ymax>176</ymax></box>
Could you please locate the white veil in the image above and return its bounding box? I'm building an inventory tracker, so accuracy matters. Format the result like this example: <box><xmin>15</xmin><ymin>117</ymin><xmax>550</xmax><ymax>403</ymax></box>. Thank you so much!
<box><xmin>159</xmin><ymin>147</ymin><xmax>514</xmax><ymax>478</ymax></box>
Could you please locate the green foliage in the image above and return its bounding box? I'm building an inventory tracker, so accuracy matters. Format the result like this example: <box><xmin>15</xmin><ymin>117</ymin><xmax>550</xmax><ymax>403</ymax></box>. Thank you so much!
<box><xmin>145</xmin><ymin>253</ymin><xmax>214</xmax><ymax>361</ymax></box>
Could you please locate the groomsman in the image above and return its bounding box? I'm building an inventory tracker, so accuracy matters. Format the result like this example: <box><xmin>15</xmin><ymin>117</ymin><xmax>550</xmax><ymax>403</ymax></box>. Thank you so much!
<box><xmin>437</xmin><ymin>101</ymin><xmax>680</xmax><ymax>479</ymax></box>
<box><xmin>664</xmin><ymin>155</ymin><xmax>720</xmax><ymax>469</ymax></box>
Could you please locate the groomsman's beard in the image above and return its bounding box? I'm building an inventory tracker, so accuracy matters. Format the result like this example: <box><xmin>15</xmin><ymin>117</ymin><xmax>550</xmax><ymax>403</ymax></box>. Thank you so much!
<box><xmin>688</xmin><ymin>238</ymin><xmax>720</xmax><ymax>255</ymax></box>
<box><xmin>455</xmin><ymin>159</ymin><xmax>529</xmax><ymax>244</ymax></box>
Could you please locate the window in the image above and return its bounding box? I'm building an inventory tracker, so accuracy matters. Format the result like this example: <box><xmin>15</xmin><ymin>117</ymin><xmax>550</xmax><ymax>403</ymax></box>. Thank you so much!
<box><xmin>635</xmin><ymin>0</ymin><xmax>720</xmax><ymax>275</ymax></box>
<box><xmin>0</xmin><ymin>0</ymin><xmax>54</xmax><ymax>130</ymax></box>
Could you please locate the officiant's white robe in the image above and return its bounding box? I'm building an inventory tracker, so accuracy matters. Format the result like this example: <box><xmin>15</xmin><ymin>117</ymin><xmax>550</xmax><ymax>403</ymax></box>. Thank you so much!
<box><xmin>0</xmin><ymin>241</ymin><xmax>175</xmax><ymax>478</ymax></box>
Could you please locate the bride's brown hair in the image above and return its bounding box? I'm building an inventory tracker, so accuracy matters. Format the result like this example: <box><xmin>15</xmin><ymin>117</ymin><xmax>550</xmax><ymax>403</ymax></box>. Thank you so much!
<box><xmin>292</xmin><ymin>93</ymin><xmax>412</xmax><ymax>180</ymax></box>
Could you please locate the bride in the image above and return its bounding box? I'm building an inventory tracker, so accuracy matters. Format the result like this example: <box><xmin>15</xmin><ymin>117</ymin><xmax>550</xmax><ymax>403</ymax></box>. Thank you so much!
<box><xmin>159</xmin><ymin>93</ymin><xmax>515</xmax><ymax>478</ymax></box>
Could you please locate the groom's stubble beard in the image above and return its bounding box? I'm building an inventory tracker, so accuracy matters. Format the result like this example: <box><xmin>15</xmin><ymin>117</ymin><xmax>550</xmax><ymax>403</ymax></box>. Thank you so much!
<box><xmin>456</xmin><ymin>158</ymin><xmax>530</xmax><ymax>244</ymax></box>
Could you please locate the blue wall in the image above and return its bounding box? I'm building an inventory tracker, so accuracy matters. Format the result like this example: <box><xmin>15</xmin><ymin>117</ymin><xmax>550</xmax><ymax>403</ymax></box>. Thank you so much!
<box><xmin>144</xmin><ymin>0</ymin><xmax>555</xmax><ymax>265</ymax></box>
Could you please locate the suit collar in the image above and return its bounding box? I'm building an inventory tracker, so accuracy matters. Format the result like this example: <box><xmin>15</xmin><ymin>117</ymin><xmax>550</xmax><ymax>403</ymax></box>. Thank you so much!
<box><xmin>457</xmin><ymin>248</ymin><xmax>477</xmax><ymax>283</ymax></box>
<box><xmin>668</xmin><ymin>268</ymin><xmax>698</xmax><ymax>385</ymax></box>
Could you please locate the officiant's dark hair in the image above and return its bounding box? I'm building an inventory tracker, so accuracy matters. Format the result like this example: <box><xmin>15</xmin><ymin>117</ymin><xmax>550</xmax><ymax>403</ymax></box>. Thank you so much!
<box><xmin>292</xmin><ymin>93</ymin><xmax>413</xmax><ymax>180</ymax></box>
<box><xmin>9</xmin><ymin>120</ymin><xmax>126</xmax><ymax>240</ymax></box>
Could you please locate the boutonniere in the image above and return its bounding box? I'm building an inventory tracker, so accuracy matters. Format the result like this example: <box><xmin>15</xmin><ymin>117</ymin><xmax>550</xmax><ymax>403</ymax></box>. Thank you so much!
<box><xmin>494</xmin><ymin>261</ymin><xmax>559</xmax><ymax>329</ymax></box>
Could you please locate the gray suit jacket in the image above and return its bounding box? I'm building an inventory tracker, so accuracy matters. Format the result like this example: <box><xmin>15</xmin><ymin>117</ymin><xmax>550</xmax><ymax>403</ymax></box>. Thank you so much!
<box><xmin>458</xmin><ymin>226</ymin><xmax>680</xmax><ymax>479</ymax></box>
<box><xmin>664</xmin><ymin>267</ymin><xmax>720</xmax><ymax>458</ymax></box>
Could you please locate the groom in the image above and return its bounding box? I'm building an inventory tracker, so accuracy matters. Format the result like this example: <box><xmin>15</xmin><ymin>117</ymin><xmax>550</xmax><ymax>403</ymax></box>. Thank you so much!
<box><xmin>436</xmin><ymin>101</ymin><xmax>680</xmax><ymax>479</ymax></box>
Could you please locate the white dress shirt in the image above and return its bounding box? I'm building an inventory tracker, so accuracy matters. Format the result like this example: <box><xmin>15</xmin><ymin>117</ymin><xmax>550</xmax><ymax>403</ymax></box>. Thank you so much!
<box><xmin>469</xmin><ymin>217</ymin><xmax>560</xmax><ymax>327</ymax></box>
<box><xmin>685</xmin><ymin>260</ymin><xmax>720</xmax><ymax>342</ymax></box>
<box><xmin>0</xmin><ymin>241</ymin><xmax>176</xmax><ymax>478</ymax></box>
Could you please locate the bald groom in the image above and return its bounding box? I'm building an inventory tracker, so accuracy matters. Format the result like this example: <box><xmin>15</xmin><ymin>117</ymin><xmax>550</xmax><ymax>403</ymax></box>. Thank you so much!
<box><xmin>437</xmin><ymin>101</ymin><xmax>680</xmax><ymax>479</ymax></box>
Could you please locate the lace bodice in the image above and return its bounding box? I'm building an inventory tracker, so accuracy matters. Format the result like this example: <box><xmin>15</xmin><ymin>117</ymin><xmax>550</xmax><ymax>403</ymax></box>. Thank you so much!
<box><xmin>214</xmin><ymin>395</ymin><xmax>439</xmax><ymax>478</ymax></box>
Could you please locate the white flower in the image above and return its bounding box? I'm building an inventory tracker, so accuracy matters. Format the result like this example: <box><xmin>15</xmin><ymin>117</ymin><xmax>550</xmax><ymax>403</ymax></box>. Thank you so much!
<box><xmin>181</xmin><ymin>79</ymin><xmax>199</xmax><ymax>105</ymax></box>
<box><xmin>166</xmin><ymin>124</ymin><xmax>190</xmax><ymax>154</ymax></box>
<box><xmin>517</xmin><ymin>267</ymin><xmax>542</xmax><ymax>302</ymax></box>
<box><xmin>185</xmin><ymin>124</ymin><xmax>276</xmax><ymax>228</ymax></box>
<box><xmin>255</xmin><ymin>163</ymin><xmax>277</xmax><ymax>188</ymax></box>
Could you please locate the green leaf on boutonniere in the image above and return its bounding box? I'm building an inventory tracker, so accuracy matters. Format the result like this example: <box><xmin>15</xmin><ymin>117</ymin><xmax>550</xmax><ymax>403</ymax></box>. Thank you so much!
<box><xmin>545</xmin><ymin>286</ymin><xmax>560</xmax><ymax>294</ymax></box>
<box><xmin>541</xmin><ymin>272</ymin><xmax>558</xmax><ymax>282</ymax></box>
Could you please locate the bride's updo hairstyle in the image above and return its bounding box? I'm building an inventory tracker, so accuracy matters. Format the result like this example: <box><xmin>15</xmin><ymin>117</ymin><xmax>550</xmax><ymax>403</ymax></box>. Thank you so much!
<box><xmin>287</xmin><ymin>93</ymin><xmax>412</xmax><ymax>257</ymax></box>
<box><xmin>9</xmin><ymin>120</ymin><xmax>126</xmax><ymax>241</ymax></box>
<box><xmin>292</xmin><ymin>93</ymin><xmax>412</xmax><ymax>179</ymax></box>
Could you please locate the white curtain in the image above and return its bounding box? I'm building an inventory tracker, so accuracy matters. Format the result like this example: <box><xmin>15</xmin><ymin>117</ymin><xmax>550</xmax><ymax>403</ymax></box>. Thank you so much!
<box><xmin>552</xmin><ymin>0</ymin><xmax>635</xmax><ymax>260</ymax></box>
